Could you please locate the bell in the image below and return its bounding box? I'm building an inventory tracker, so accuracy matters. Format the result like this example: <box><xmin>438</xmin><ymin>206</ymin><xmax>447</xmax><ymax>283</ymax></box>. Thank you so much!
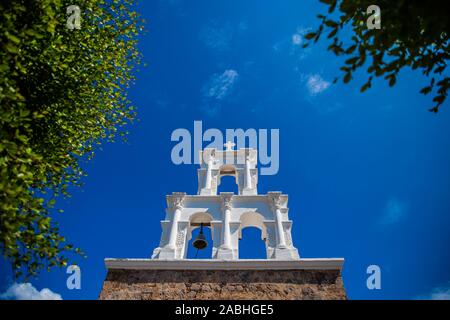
<box><xmin>192</xmin><ymin>223</ymin><xmax>208</xmax><ymax>250</ymax></box>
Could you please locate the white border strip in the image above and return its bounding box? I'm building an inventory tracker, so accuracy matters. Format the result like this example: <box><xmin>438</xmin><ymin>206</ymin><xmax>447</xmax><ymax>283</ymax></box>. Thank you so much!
<box><xmin>104</xmin><ymin>258</ymin><xmax>344</xmax><ymax>271</ymax></box>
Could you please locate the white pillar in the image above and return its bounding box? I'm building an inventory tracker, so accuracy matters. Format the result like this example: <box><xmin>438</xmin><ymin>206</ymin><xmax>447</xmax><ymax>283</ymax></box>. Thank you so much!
<box><xmin>217</xmin><ymin>193</ymin><xmax>235</xmax><ymax>259</ymax></box>
<box><xmin>205</xmin><ymin>158</ymin><xmax>213</xmax><ymax>189</ymax></box>
<box><xmin>245</xmin><ymin>156</ymin><xmax>252</xmax><ymax>189</ymax></box>
<box><xmin>219</xmin><ymin>193</ymin><xmax>233</xmax><ymax>253</ymax></box>
<box><xmin>275</xmin><ymin>206</ymin><xmax>287</xmax><ymax>248</ymax></box>
<box><xmin>222</xmin><ymin>205</ymin><xmax>231</xmax><ymax>249</ymax></box>
<box><xmin>168</xmin><ymin>205</ymin><xmax>182</xmax><ymax>249</ymax></box>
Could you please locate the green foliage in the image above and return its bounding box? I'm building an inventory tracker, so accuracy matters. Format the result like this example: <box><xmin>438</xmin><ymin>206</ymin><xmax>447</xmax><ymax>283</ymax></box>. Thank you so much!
<box><xmin>305</xmin><ymin>0</ymin><xmax>450</xmax><ymax>112</ymax></box>
<box><xmin>0</xmin><ymin>0</ymin><xmax>143</xmax><ymax>278</ymax></box>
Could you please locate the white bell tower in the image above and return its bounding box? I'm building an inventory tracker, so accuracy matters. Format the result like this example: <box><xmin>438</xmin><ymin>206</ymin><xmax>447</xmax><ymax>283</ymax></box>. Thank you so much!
<box><xmin>101</xmin><ymin>142</ymin><xmax>346</xmax><ymax>300</ymax></box>
<box><xmin>151</xmin><ymin>143</ymin><xmax>300</xmax><ymax>260</ymax></box>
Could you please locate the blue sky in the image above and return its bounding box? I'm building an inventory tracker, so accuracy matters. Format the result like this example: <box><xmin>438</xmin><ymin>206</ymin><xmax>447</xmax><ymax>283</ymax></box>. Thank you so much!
<box><xmin>1</xmin><ymin>0</ymin><xmax>450</xmax><ymax>300</ymax></box>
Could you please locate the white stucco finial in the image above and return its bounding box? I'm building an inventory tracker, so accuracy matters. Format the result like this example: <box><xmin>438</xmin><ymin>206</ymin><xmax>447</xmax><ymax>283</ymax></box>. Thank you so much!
<box><xmin>224</xmin><ymin>141</ymin><xmax>236</xmax><ymax>151</ymax></box>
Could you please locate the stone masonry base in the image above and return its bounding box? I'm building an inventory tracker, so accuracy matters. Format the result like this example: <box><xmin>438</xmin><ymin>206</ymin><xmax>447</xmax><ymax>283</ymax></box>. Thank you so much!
<box><xmin>99</xmin><ymin>268</ymin><xmax>347</xmax><ymax>300</ymax></box>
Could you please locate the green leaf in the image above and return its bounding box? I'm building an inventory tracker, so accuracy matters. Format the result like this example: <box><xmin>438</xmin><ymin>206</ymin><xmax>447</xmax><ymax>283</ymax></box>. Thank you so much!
<box><xmin>304</xmin><ymin>32</ymin><xmax>317</xmax><ymax>40</ymax></box>
<box><xmin>343</xmin><ymin>72</ymin><xmax>352</xmax><ymax>83</ymax></box>
<box><xmin>324</xmin><ymin>20</ymin><xmax>338</xmax><ymax>28</ymax></box>
<box><xmin>345</xmin><ymin>57</ymin><xmax>358</xmax><ymax>65</ymax></box>
<box><xmin>345</xmin><ymin>45</ymin><xmax>357</xmax><ymax>54</ymax></box>
<box><xmin>327</xmin><ymin>28</ymin><xmax>338</xmax><ymax>38</ymax></box>
<box><xmin>433</xmin><ymin>95</ymin><xmax>445</xmax><ymax>104</ymax></box>
<box><xmin>388</xmin><ymin>76</ymin><xmax>396</xmax><ymax>87</ymax></box>
<box><xmin>420</xmin><ymin>86</ymin><xmax>432</xmax><ymax>95</ymax></box>
<box><xmin>360</xmin><ymin>78</ymin><xmax>372</xmax><ymax>92</ymax></box>
<box><xmin>5</xmin><ymin>43</ymin><xmax>18</xmax><ymax>53</ymax></box>
<box><xmin>5</xmin><ymin>32</ymin><xmax>21</xmax><ymax>44</ymax></box>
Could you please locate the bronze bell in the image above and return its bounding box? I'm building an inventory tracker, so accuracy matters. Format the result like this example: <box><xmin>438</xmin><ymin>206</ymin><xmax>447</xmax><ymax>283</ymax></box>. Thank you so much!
<box><xmin>193</xmin><ymin>223</ymin><xmax>208</xmax><ymax>250</ymax></box>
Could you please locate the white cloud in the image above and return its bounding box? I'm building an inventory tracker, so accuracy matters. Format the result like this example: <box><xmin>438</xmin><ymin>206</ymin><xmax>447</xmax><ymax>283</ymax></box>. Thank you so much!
<box><xmin>201</xmin><ymin>69</ymin><xmax>239</xmax><ymax>116</ymax></box>
<box><xmin>417</xmin><ymin>283</ymin><xmax>450</xmax><ymax>300</ymax></box>
<box><xmin>380</xmin><ymin>198</ymin><xmax>407</xmax><ymax>225</ymax></box>
<box><xmin>292</xmin><ymin>33</ymin><xmax>302</xmax><ymax>46</ymax></box>
<box><xmin>429</xmin><ymin>289</ymin><xmax>450</xmax><ymax>300</ymax></box>
<box><xmin>292</xmin><ymin>27</ymin><xmax>310</xmax><ymax>46</ymax></box>
<box><xmin>203</xmin><ymin>69</ymin><xmax>239</xmax><ymax>100</ymax></box>
<box><xmin>1</xmin><ymin>283</ymin><xmax>62</xmax><ymax>300</ymax></box>
<box><xmin>304</xmin><ymin>74</ymin><xmax>331</xmax><ymax>96</ymax></box>
<box><xmin>273</xmin><ymin>27</ymin><xmax>311</xmax><ymax>59</ymax></box>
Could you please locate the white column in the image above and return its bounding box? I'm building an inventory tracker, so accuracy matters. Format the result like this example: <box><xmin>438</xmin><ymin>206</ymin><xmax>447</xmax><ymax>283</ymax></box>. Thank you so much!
<box><xmin>222</xmin><ymin>205</ymin><xmax>231</xmax><ymax>249</ymax></box>
<box><xmin>168</xmin><ymin>205</ymin><xmax>182</xmax><ymax>249</ymax></box>
<box><xmin>275</xmin><ymin>206</ymin><xmax>287</xmax><ymax>248</ymax></box>
<box><xmin>216</xmin><ymin>193</ymin><xmax>235</xmax><ymax>259</ymax></box>
<box><xmin>220</xmin><ymin>194</ymin><xmax>232</xmax><ymax>249</ymax></box>
<box><xmin>205</xmin><ymin>158</ymin><xmax>212</xmax><ymax>189</ymax></box>
<box><xmin>245</xmin><ymin>156</ymin><xmax>252</xmax><ymax>189</ymax></box>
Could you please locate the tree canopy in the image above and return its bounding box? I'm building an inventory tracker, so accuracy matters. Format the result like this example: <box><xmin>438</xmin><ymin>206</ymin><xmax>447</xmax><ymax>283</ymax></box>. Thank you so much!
<box><xmin>304</xmin><ymin>0</ymin><xmax>450</xmax><ymax>112</ymax></box>
<box><xmin>0</xmin><ymin>0</ymin><xmax>143</xmax><ymax>278</ymax></box>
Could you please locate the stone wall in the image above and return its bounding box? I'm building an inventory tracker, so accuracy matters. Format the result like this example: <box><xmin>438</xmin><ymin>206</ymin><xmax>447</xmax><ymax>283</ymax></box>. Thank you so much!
<box><xmin>99</xmin><ymin>269</ymin><xmax>347</xmax><ymax>300</ymax></box>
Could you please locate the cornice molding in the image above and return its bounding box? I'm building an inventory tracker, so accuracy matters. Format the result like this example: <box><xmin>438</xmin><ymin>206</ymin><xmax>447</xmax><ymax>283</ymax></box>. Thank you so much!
<box><xmin>105</xmin><ymin>258</ymin><xmax>345</xmax><ymax>271</ymax></box>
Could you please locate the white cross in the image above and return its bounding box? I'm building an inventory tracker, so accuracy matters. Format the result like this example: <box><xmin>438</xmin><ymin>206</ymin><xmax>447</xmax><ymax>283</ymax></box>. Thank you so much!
<box><xmin>224</xmin><ymin>141</ymin><xmax>236</xmax><ymax>151</ymax></box>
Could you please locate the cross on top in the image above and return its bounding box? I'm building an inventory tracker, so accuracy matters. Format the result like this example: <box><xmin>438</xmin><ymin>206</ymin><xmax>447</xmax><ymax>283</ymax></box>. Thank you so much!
<box><xmin>224</xmin><ymin>141</ymin><xmax>236</xmax><ymax>151</ymax></box>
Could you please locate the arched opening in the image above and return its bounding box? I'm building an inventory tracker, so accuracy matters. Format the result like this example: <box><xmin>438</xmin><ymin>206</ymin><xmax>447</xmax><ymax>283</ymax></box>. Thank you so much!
<box><xmin>186</xmin><ymin>212</ymin><xmax>213</xmax><ymax>259</ymax></box>
<box><xmin>238</xmin><ymin>212</ymin><xmax>267</xmax><ymax>259</ymax></box>
<box><xmin>218</xmin><ymin>165</ymin><xmax>238</xmax><ymax>193</ymax></box>
<box><xmin>239</xmin><ymin>227</ymin><xmax>266</xmax><ymax>259</ymax></box>
<box><xmin>218</xmin><ymin>175</ymin><xmax>238</xmax><ymax>193</ymax></box>
<box><xmin>186</xmin><ymin>225</ymin><xmax>213</xmax><ymax>259</ymax></box>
